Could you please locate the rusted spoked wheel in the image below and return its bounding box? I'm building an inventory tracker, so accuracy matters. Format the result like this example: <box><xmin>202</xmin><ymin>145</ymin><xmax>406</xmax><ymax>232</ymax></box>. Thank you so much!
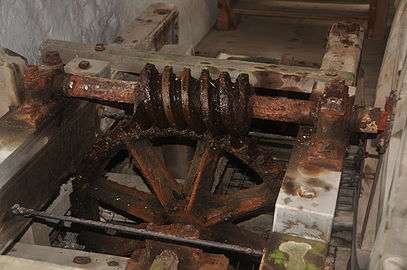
<box><xmin>70</xmin><ymin>122</ymin><xmax>286</xmax><ymax>260</ymax></box>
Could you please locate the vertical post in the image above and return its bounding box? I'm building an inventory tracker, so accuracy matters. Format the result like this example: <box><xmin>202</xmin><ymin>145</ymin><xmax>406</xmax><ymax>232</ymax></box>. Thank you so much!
<box><xmin>217</xmin><ymin>0</ymin><xmax>235</xmax><ymax>30</ymax></box>
<box><xmin>368</xmin><ymin>0</ymin><xmax>390</xmax><ymax>40</ymax></box>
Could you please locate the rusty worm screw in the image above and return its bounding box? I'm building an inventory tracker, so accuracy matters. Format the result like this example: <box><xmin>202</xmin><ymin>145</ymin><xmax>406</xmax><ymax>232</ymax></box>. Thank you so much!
<box><xmin>78</xmin><ymin>60</ymin><xmax>91</xmax><ymax>70</ymax></box>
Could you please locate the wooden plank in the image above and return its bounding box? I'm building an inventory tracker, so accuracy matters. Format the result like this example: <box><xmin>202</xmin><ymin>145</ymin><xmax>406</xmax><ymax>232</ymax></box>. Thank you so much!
<box><xmin>0</xmin><ymin>256</ymin><xmax>82</xmax><ymax>270</ymax></box>
<box><xmin>0</xmin><ymin>101</ymin><xmax>97</xmax><ymax>253</ymax></box>
<box><xmin>41</xmin><ymin>39</ymin><xmax>355</xmax><ymax>93</ymax></box>
<box><xmin>368</xmin><ymin>0</ymin><xmax>390</xmax><ymax>40</ymax></box>
<box><xmin>235</xmin><ymin>0</ymin><xmax>370</xmax><ymax>14</ymax></box>
<box><xmin>114</xmin><ymin>3</ymin><xmax>178</xmax><ymax>51</ymax></box>
<box><xmin>311</xmin><ymin>22</ymin><xmax>363</xmax><ymax>99</ymax></box>
<box><xmin>321</xmin><ymin>22</ymin><xmax>365</xmax><ymax>75</ymax></box>
<box><xmin>232</xmin><ymin>8</ymin><xmax>368</xmax><ymax>22</ymax></box>
<box><xmin>232</xmin><ymin>0</ymin><xmax>369</xmax><ymax>24</ymax></box>
<box><xmin>8</xmin><ymin>243</ymin><xmax>128</xmax><ymax>269</ymax></box>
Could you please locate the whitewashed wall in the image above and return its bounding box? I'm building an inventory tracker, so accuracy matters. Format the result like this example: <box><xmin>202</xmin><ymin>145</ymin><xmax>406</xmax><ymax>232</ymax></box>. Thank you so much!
<box><xmin>0</xmin><ymin>0</ymin><xmax>216</xmax><ymax>63</ymax></box>
<box><xmin>368</xmin><ymin>0</ymin><xmax>407</xmax><ymax>268</ymax></box>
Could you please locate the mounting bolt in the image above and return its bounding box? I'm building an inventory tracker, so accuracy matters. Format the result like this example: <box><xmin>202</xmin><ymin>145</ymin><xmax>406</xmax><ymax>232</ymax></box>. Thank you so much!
<box><xmin>24</xmin><ymin>65</ymin><xmax>40</xmax><ymax>80</ymax></box>
<box><xmin>299</xmin><ymin>184</ymin><xmax>316</xmax><ymax>199</ymax></box>
<box><xmin>78</xmin><ymin>60</ymin><xmax>91</xmax><ymax>70</ymax></box>
<box><xmin>94</xmin><ymin>43</ymin><xmax>106</xmax><ymax>51</ymax></box>
<box><xmin>43</xmin><ymin>50</ymin><xmax>62</xmax><ymax>65</ymax></box>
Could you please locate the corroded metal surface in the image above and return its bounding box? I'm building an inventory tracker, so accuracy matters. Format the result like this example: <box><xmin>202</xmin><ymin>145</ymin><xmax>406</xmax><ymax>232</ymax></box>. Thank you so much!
<box><xmin>251</xmin><ymin>95</ymin><xmax>315</xmax><ymax>124</ymax></box>
<box><xmin>8</xmin><ymin>56</ymin><xmax>392</xmax><ymax>267</ymax></box>
<box><xmin>68</xmin><ymin>116</ymin><xmax>285</xmax><ymax>262</ymax></box>
<box><xmin>6</xmin><ymin>59</ymin><xmax>64</xmax><ymax>128</ymax></box>
<box><xmin>60</xmin><ymin>63</ymin><xmax>387</xmax><ymax>136</ymax></box>
<box><xmin>63</xmin><ymin>74</ymin><xmax>137</xmax><ymax>104</ymax></box>
<box><xmin>307</xmin><ymin>81</ymin><xmax>350</xmax><ymax>171</ymax></box>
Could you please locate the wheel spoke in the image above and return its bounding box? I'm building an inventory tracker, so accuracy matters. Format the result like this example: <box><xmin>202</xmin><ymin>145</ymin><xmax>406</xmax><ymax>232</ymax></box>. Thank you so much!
<box><xmin>125</xmin><ymin>138</ymin><xmax>182</xmax><ymax>210</ymax></box>
<box><xmin>88</xmin><ymin>178</ymin><xmax>165</xmax><ymax>223</ymax></box>
<box><xmin>203</xmin><ymin>183</ymin><xmax>277</xmax><ymax>226</ymax></box>
<box><xmin>227</xmin><ymin>138</ymin><xmax>286</xmax><ymax>189</ymax></box>
<box><xmin>203</xmin><ymin>223</ymin><xmax>267</xmax><ymax>250</ymax></box>
<box><xmin>185</xmin><ymin>141</ymin><xmax>221</xmax><ymax>213</ymax></box>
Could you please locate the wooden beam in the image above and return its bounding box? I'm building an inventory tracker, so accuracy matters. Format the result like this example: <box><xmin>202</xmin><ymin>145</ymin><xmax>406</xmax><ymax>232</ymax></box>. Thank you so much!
<box><xmin>8</xmin><ymin>243</ymin><xmax>128</xmax><ymax>269</ymax></box>
<box><xmin>41</xmin><ymin>40</ymin><xmax>355</xmax><ymax>93</ymax></box>
<box><xmin>272</xmin><ymin>127</ymin><xmax>344</xmax><ymax>242</ymax></box>
<box><xmin>231</xmin><ymin>0</ymin><xmax>369</xmax><ymax>27</ymax></box>
<box><xmin>217</xmin><ymin>0</ymin><xmax>236</xmax><ymax>30</ymax></box>
<box><xmin>114</xmin><ymin>3</ymin><xmax>178</xmax><ymax>51</ymax></box>
<box><xmin>321</xmin><ymin>22</ymin><xmax>365</xmax><ymax>76</ymax></box>
<box><xmin>235</xmin><ymin>0</ymin><xmax>369</xmax><ymax>14</ymax></box>
<box><xmin>232</xmin><ymin>8</ymin><xmax>368</xmax><ymax>23</ymax></box>
<box><xmin>368</xmin><ymin>0</ymin><xmax>390</xmax><ymax>40</ymax></box>
<box><xmin>311</xmin><ymin>22</ymin><xmax>364</xmax><ymax>99</ymax></box>
<box><xmin>0</xmin><ymin>101</ymin><xmax>97</xmax><ymax>253</ymax></box>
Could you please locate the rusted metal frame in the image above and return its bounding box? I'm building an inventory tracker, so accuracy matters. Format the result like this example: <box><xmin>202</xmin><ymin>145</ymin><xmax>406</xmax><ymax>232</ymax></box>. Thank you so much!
<box><xmin>307</xmin><ymin>83</ymin><xmax>351</xmax><ymax>172</ymax></box>
<box><xmin>124</xmin><ymin>138</ymin><xmax>184</xmax><ymax>211</ymax></box>
<box><xmin>185</xmin><ymin>141</ymin><xmax>221</xmax><ymax>214</ymax></box>
<box><xmin>203</xmin><ymin>183</ymin><xmax>276</xmax><ymax>227</ymax></box>
<box><xmin>41</xmin><ymin>39</ymin><xmax>355</xmax><ymax>93</ymax></box>
<box><xmin>6</xmin><ymin>55</ymin><xmax>64</xmax><ymax>128</ymax></box>
<box><xmin>88</xmin><ymin>178</ymin><xmax>165</xmax><ymax>223</ymax></box>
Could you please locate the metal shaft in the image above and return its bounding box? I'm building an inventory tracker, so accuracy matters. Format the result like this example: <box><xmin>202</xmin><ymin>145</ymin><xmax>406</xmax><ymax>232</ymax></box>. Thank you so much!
<box><xmin>61</xmin><ymin>73</ymin><xmax>316</xmax><ymax>124</ymax></box>
<box><xmin>60</xmin><ymin>68</ymin><xmax>384</xmax><ymax>134</ymax></box>
<box><xmin>11</xmin><ymin>204</ymin><xmax>264</xmax><ymax>257</ymax></box>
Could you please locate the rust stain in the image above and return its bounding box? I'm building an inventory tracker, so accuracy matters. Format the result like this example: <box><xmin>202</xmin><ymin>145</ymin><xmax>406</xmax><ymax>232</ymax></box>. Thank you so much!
<box><xmin>282</xmin><ymin>176</ymin><xmax>300</xmax><ymax>196</ymax></box>
<box><xmin>306</xmin><ymin>178</ymin><xmax>332</xmax><ymax>191</ymax></box>
<box><xmin>298</xmin><ymin>163</ymin><xmax>328</xmax><ymax>176</ymax></box>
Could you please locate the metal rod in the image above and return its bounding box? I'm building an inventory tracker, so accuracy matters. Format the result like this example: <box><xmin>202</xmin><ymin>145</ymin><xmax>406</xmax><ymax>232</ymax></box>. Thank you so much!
<box><xmin>99</xmin><ymin>112</ymin><xmax>133</xmax><ymax>120</ymax></box>
<box><xmin>248</xmin><ymin>131</ymin><xmax>295</xmax><ymax>141</ymax></box>
<box><xmin>11</xmin><ymin>204</ymin><xmax>264</xmax><ymax>257</ymax></box>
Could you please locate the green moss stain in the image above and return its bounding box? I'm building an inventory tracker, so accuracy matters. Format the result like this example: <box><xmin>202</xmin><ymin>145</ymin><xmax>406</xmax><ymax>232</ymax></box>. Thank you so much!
<box><xmin>305</xmin><ymin>263</ymin><xmax>319</xmax><ymax>270</ymax></box>
<box><xmin>268</xmin><ymin>250</ymin><xmax>289</xmax><ymax>266</ymax></box>
<box><xmin>310</xmin><ymin>242</ymin><xmax>326</xmax><ymax>257</ymax></box>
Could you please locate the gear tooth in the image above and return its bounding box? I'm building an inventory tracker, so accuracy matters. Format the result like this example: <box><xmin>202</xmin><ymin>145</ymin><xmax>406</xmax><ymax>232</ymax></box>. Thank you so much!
<box><xmin>163</xmin><ymin>65</ymin><xmax>173</xmax><ymax>75</ymax></box>
<box><xmin>200</xmin><ymin>69</ymin><xmax>210</xmax><ymax>80</ymax></box>
<box><xmin>219</xmin><ymin>72</ymin><xmax>231</xmax><ymax>81</ymax></box>
<box><xmin>237</xmin><ymin>73</ymin><xmax>249</xmax><ymax>84</ymax></box>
